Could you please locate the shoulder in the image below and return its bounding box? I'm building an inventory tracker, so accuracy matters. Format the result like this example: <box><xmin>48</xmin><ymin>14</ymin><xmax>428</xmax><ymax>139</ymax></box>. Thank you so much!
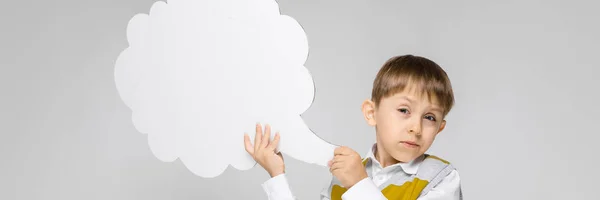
<box><xmin>417</xmin><ymin>154</ymin><xmax>462</xmax><ymax>198</ymax></box>
<box><xmin>423</xmin><ymin>154</ymin><xmax>451</xmax><ymax>164</ymax></box>
<box><xmin>418</xmin><ymin>154</ymin><xmax>455</xmax><ymax>175</ymax></box>
<box><xmin>443</xmin><ymin>169</ymin><xmax>461</xmax><ymax>182</ymax></box>
<box><xmin>422</xmin><ymin>169</ymin><xmax>462</xmax><ymax>199</ymax></box>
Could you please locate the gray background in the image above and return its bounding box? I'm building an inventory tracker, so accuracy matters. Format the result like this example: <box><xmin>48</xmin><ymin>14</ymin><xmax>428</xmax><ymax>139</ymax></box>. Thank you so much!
<box><xmin>2</xmin><ymin>0</ymin><xmax>599</xmax><ymax>199</ymax></box>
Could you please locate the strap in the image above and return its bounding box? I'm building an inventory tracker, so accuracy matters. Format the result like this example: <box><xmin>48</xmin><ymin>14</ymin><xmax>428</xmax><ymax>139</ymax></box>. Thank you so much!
<box><xmin>419</xmin><ymin>163</ymin><xmax>455</xmax><ymax>196</ymax></box>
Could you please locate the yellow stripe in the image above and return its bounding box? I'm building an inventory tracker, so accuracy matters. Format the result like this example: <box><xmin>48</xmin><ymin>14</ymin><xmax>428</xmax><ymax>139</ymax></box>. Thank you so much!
<box><xmin>381</xmin><ymin>178</ymin><xmax>429</xmax><ymax>200</ymax></box>
<box><xmin>331</xmin><ymin>185</ymin><xmax>347</xmax><ymax>200</ymax></box>
<box><xmin>330</xmin><ymin>178</ymin><xmax>429</xmax><ymax>200</ymax></box>
<box><xmin>425</xmin><ymin>155</ymin><xmax>449</xmax><ymax>164</ymax></box>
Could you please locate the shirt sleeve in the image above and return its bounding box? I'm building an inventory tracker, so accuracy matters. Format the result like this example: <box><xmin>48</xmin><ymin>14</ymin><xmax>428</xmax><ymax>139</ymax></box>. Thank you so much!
<box><xmin>417</xmin><ymin>170</ymin><xmax>462</xmax><ymax>200</ymax></box>
<box><xmin>262</xmin><ymin>174</ymin><xmax>296</xmax><ymax>200</ymax></box>
<box><xmin>341</xmin><ymin>177</ymin><xmax>388</xmax><ymax>200</ymax></box>
<box><xmin>263</xmin><ymin>174</ymin><xmax>333</xmax><ymax>200</ymax></box>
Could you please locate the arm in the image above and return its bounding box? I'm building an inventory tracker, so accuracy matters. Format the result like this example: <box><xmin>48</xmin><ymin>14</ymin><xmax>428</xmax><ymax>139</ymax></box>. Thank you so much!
<box><xmin>417</xmin><ymin>170</ymin><xmax>462</xmax><ymax>200</ymax></box>
<box><xmin>343</xmin><ymin>170</ymin><xmax>462</xmax><ymax>200</ymax></box>
<box><xmin>262</xmin><ymin>174</ymin><xmax>296</xmax><ymax>200</ymax></box>
<box><xmin>261</xmin><ymin>175</ymin><xmax>389</xmax><ymax>200</ymax></box>
<box><xmin>340</xmin><ymin>177</ymin><xmax>388</xmax><ymax>200</ymax></box>
<box><xmin>244</xmin><ymin>124</ymin><xmax>291</xmax><ymax>199</ymax></box>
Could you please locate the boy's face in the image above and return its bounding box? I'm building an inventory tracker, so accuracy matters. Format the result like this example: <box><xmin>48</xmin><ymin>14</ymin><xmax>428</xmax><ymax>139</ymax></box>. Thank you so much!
<box><xmin>362</xmin><ymin>87</ymin><xmax>446</xmax><ymax>163</ymax></box>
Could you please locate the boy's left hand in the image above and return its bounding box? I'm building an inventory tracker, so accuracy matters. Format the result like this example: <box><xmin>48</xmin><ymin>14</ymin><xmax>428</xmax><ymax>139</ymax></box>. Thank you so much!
<box><xmin>328</xmin><ymin>146</ymin><xmax>368</xmax><ymax>188</ymax></box>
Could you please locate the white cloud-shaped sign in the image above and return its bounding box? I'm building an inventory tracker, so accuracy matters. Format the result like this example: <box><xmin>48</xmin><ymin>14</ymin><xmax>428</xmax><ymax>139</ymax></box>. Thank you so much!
<box><xmin>114</xmin><ymin>0</ymin><xmax>337</xmax><ymax>177</ymax></box>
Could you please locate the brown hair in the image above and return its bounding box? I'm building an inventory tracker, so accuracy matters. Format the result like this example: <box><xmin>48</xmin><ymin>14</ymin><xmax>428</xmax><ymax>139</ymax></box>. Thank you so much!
<box><xmin>371</xmin><ymin>55</ymin><xmax>455</xmax><ymax>117</ymax></box>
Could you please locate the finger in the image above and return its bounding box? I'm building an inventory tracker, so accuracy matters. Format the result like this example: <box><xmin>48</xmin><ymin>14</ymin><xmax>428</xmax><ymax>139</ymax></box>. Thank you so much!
<box><xmin>329</xmin><ymin>162</ymin><xmax>343</xmax><ymax>173</ymax></box>
<box><xmin>267</xmin><ymin>132</ymin><xmax>280</xmax><ymax>151</ymax></box>
<box><xmin>244</xmin><ymin>133</ymin><xmax>254</xmax><ymax>155</ymax></box>
<box><xmin>333</xmin><ymin>147</ymin><xmax>341</xmax><ymax>155</ymax></box>
<box><xmin>254</xmin><ymin>123</ymin><xmax>263</xmax><ymax>153</ymax></box>
<box><xmin>261</xmin><ymin>124</ymin><xmax>271</xmax><ymax>148</ymax></box>
<box><xmin>333</xmin><ymin>155</ymin><xmax>345</xmax><ymax>163</ymax></box>
<box><xmin>332</xmin><ymin>155</ymin><xmax>350</xmax><ymax>165</ymax></box>
<box><xmin>328</xmin><ymin>157</ymin><xmax>342</xmax><ymax>168</ymax></box>
<box><xmin>334</xmin><ymin>146</ymin><xmax>349</xmax><ymax>156</ymax></box>
<box><xmin>334</xmin><ymin>146</ymin><xmax>344</xmax><ymax>155</ymax></box>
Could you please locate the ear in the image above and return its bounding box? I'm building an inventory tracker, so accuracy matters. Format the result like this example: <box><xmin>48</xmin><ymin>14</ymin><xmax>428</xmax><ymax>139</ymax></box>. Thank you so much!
<box><xmin>361</xmin><ymin>99</ymin><xmax>377</xmax><ymax>126</ymax></box>
<box><xmin>437</xmin><ymin>120</ymin><xmax>447</xmax><ymax>134</ymax></box>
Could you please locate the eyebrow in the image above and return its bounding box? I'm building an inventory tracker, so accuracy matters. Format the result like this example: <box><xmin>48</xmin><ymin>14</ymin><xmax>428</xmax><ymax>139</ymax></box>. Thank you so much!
<box><xmin>396</xmin><ymin>96</ymin><xmax>443</xmax><ymax>113</ymax></box>
<box><xmin>396</xmin><ymin>96</ymin><xmax>414</xmax><ymax>103</ymax></box>
<box><xmin>429</xmin><ymin>107</ymin><xmax>443</xmax><ymax>114</ymax></box>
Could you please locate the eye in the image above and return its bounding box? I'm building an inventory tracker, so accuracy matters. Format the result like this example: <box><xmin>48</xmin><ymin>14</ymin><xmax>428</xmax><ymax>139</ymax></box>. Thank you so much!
<box><xmin>398</xmin><ymin>108</ymin><xmax>409</xmax><ymax>114</ymax></box>
<box><xmin>424</xmin><ymin>115</ymin><xmax>437</xmax><ymax>122</ymax></box>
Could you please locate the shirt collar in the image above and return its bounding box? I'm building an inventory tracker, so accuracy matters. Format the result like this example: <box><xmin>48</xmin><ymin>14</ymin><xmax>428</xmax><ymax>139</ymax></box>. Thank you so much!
<box><xmin>362</xmin><ymin>143</ymin><xmax>424</xmax><ymax>175</ymax></box>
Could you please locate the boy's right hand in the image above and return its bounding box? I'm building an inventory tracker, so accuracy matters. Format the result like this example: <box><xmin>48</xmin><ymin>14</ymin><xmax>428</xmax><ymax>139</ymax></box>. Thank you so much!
<box><xmin>244</xmin><ymin>123</ymin><xmax>285</xmax><ymax>178</ymax></box>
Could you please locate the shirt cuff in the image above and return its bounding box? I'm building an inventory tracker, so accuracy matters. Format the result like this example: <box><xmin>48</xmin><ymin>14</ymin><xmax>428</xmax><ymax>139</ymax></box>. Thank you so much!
<box><xmin>341</xmin><ymin>178</ymin><xmax>387</xmax><ymax>200</ymax></box>
<box><xmin>262</xmin><ymin>174</ymin><xmax>295</xmax><ymax>200</ymax></box>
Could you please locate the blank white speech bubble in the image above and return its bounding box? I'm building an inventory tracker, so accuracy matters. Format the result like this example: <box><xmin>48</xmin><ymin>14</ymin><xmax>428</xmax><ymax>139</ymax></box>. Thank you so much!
<box><xmin>114</xmin><ymin>0</ymin><xmax>337</xmax><ymax>178</ymax></box>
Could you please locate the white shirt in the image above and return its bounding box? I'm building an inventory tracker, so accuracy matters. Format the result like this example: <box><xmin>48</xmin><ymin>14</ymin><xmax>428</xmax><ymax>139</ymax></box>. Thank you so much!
<box><xmin>261</xmin><ymin>144</ymin><xmax>462</xmax><ymax>200</ymax></box>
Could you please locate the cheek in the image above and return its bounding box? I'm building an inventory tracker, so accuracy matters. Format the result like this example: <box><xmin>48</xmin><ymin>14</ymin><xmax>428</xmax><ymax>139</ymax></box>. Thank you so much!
<box><xmin>379</xmin><ymin>112</ymin><xmax>406</xmax><ymax>128</ymax></box>
<box><xmin>423</xmin><ymin>121</ymin><xmax>442</xmax><ymax>133</ymax></box>
<box><xmin>376</xmin><ymin>123</ymin><xmax>401</xmax><ymax>141</ymax></box>
<box><xmin>379</xmin><ymin>119</ymin><xmax>402</xmax><ymax>134</ymax></box>
<box><xmin>419</xmin><ymin>132</ymin><xmax>437</xmax><ymax>146</ymax></box>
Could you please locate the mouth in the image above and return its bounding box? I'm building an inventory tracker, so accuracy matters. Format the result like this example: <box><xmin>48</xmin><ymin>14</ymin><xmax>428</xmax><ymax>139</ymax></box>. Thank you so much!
<box><xmin>400</xmin><ymin>141</ymin><xmax>420</xmax><ymax>148</ymax></box>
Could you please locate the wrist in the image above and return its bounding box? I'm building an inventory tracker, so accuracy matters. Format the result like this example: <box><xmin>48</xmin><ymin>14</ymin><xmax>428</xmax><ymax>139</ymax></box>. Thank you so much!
<box><xmin>348</xmin><ymin>173</ymin><xmax>368</xmax><ymax>188</ymax></box>
<box><xmin>269</xmin><ymin>170</ymin><xmax>285</xmax><ymax>178</ymax></box>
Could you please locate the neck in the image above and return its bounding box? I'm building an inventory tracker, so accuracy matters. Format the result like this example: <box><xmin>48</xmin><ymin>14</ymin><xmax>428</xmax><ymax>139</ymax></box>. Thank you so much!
<box><xmin>374</xmin><ymin>143</ymin><xmax>402</xmax><ymax>168</ymax></box>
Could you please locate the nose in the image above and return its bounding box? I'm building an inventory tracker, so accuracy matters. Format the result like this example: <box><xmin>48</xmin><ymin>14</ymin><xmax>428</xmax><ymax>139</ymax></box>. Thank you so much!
<box><xmin>408</xmin><ymin>118</ymin><xmax>422</xmax><ymax>135</ymax></box>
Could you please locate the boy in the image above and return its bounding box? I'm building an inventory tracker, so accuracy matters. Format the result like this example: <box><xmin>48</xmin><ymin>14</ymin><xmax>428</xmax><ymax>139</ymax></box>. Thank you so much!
<box><xmin>244</xmin><ymin>55</ymin><xmax>462</xmax><ymax>200</ymax></box>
